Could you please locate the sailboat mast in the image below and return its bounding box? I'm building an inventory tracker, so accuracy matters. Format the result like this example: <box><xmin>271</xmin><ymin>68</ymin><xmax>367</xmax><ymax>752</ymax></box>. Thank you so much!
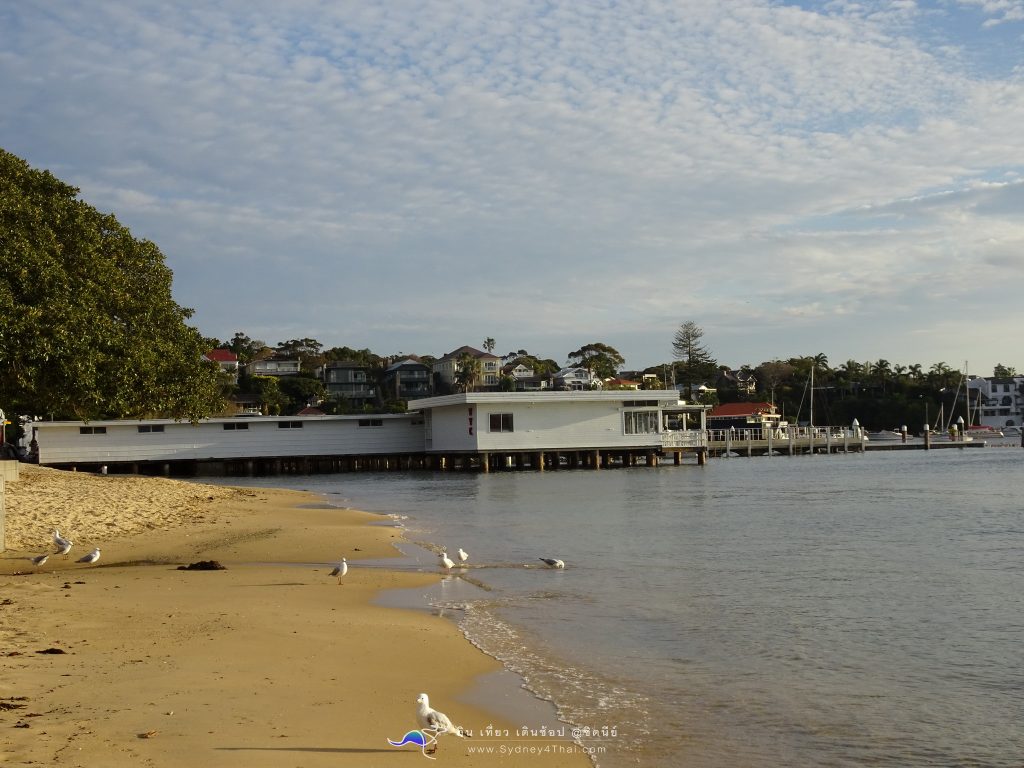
<box><xmin>809</xmin><ymin>364</ymin><xmax>814</xmax><ymax>431</ymax></box>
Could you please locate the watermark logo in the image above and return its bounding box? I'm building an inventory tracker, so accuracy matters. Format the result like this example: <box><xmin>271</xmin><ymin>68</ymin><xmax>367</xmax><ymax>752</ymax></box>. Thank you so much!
<box><xmin>387</xmin><ymin>728</ymin><xmax>440</xmax><ymax>759</ymax></box>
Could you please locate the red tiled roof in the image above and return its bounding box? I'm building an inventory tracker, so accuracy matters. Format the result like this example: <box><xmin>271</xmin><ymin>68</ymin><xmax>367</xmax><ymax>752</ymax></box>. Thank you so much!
<box><xmin>709</xmin><ymin>402</ymin><xmax>776</xmax><ymax>417</ymax></box>
<box><xmin>205</xmin><ymin>349</ymin><xmax>238</xmax><ymax>362</ymax></box>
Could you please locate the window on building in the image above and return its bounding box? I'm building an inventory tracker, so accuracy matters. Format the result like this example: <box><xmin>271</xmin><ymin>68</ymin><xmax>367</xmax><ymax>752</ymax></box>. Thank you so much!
<box><xmin>623</xmin><ymin>400</ymin><xmax>658</xmax><ymax>408</ymax></box>
<box><xmin>489</xmin><ymin>413</ymin><xmax>514</xmax><ymax>432</ymax></box>
<box><xmin>358</xmin><ymin>418</ymin><xmax>383</xmax><ymax>427</ymax></box>
<box><xmin>137</xmin><ymin>425</ymin><xmax>165</xmax><ymax>433</ymax></box>
<box><xmin>277</xmin><ymin>421</ymin><xmax>303</xmax><ymax>429</ymax></box>
<box><xmin>79</xmin><ymin>426</ymin><xmax>107</xmax><ymax>435</ymax></box>
<box><xmin>623</xmin><ymin>411</ymin><xmax>659</xmax><ymax>434</ymax></box>
<box><xmin>223</xmin><ymin>422</ymin><xmax>250</xmax><ymax>431</ymax></box>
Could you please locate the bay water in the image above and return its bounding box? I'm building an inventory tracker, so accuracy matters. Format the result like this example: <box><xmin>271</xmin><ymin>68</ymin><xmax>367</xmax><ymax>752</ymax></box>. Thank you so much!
<box><xmin>215</xmin><ymin>446</ymin><xmax>1024</xmax><ymax>767</ymax></box>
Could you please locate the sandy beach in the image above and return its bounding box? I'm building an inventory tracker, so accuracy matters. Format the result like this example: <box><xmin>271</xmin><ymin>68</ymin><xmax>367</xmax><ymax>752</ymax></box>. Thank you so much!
<box><xmin>1</xmin><ymin>465</ymin><xmax>591</xmax><ymax>767</ymax></box>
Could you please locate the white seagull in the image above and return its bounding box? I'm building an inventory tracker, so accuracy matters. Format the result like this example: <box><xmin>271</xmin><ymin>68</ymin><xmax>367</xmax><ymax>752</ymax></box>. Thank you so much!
<box><xmin>53</xmin><ymin>529</ymin><xmax>73</xmax><ymax>558</ymax></box>
<box><xmin>329</xmin><ymin>557</ymin><xmax>348</xmax><ymax>583</ymax></box>
<box><xmin>416</xmin><ymin>692</ymin><xmax>471</xmax><ymax>753</ymax></box>
<box><xmin>539</xmin><ymin>557</ymin><xmax>565</xmax><ymax>569</ymax></box>
<box><xmin>77</xmin><ymin>548</ymin><xmax>101</xmax><ymax>564</ymax></box>
<box><xmin>439</xmin><ymin>551</ymin><xmax>455</xmax><ymax>571</ymax></box>
<box><xmin>31</xmin><ymin>553</ymin><xmax>49</xmax><ymax>567</ymax></box>
<box><xmin>457</xmin><ymin>548</ymin><xmax>469</xmax><ymax>564</ymax></box>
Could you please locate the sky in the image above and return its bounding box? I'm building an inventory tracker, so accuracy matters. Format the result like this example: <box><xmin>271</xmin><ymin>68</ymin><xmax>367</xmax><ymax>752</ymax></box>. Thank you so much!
<box><xmin>2</xmin><ymin>1</ymin><xmax>1023</xmax><ymax>376</ymax></box>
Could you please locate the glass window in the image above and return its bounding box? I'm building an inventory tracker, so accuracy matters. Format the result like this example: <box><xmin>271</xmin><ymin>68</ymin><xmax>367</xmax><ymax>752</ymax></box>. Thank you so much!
<box><xmin>137</xmin><ymin>425</ymin><xmax>165</xmax><ymax>433</ymax></box>
<box><xmin>277</xmin><ymin>421</ymin><xmax>303</xmax><ymax>429</ymax></box>
<box><xmin>79</xmin><ymin>426</ymin><xmax>107</xmax><ymax>435</ymax></box>
<box><xmin>358</xmin><ymin>419</ymin><xmax>383</xmax><ymax>427</ymax></box>
<box><xmin>489</xmin><ymin>413</ymin><xmax>514</xmax><ymax>432</ymax></box>
<box><xmin>623</xmin><ymin>411</ymin><xmax>659</xmax><ymax>434</ymax></box>
<box><xmin>223</xmin><ymin>422</ymin><xmax>250</xmax><ymax>430</ymax></box>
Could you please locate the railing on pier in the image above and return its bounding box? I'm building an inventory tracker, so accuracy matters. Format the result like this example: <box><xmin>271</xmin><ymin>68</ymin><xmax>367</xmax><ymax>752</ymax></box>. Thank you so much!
<box><xmin>661</xmin><ymin>430</ymin><xmax>706</xmax><ymax>449</ymax></box>
<box><xmin>704</xmin><ymin>426</ymin><xmax>867</xmax><ymax>455</ymax></box>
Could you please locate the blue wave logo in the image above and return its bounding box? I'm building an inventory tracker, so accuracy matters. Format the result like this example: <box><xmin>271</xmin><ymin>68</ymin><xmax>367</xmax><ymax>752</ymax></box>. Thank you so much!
<box><xmin>387</xmin><ymin>729</ymin><xmax>438</xmax><ymax>758</ymax></box>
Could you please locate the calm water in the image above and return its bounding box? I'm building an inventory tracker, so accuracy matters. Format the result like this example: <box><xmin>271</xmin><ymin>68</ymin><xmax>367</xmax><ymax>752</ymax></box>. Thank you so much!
<box><xmin>215</xmin><ymin>447</ymin><xmax>1024</xmax><ymax>767</ymax></box>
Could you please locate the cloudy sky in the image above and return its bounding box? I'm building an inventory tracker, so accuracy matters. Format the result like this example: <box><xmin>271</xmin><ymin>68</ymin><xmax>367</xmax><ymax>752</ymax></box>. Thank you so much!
<box><xmin>2</xmin><ymin>1</ymin><xmax>1023</xmax><ymax>374</ymax></box>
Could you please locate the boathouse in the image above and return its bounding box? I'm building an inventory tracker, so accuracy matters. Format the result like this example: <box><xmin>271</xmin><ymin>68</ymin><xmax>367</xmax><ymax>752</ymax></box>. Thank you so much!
<box><xmin>32</xmin><ymin>413</ymin><xmax>425</xmax><ymax>475</ymax></box>
<box><xmin>409</xmin><ymin>390</ymin><xmax>709</xmax><ymax>470</ymax></box>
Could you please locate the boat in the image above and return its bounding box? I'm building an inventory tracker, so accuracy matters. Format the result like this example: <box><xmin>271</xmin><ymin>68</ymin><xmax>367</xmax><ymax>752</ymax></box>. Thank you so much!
<box><xmin>966</xmin><ymin>425</ymin><xmax>1004</xmax><ymax>438</ymax></box>
<box><xmin>1003</xmin><ymin>426</ymin><xmax>1021</xmax><ymax>436</ymax></box>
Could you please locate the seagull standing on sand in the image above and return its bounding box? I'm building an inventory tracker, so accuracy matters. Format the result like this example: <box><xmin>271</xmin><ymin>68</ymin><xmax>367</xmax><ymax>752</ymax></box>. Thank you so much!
<box><xmin>31</xmin><ymin>553</ymin><xmax>49</xmax><ymax>567</ymax></box>
<box><xmin>53</xmin><ymin>529</ymin><xmax>73</xmax><ymax>559</ymax></box>
<box><xmin>539</xmin><ymin>557</ymin><xmax>565</xmax><ymax>569</ymax></box>
<box><xmin>439</xmin><ymin>551</ymin><xmax>455</xmax><ymax>571</ymax></box>
<box><xmin>77</xmin><ymin>548</ymin><xmax>101</xmax><ymax>564</ymax></box>
<box><xmin>416</xmin><ymin>692</ymin><xmax>471</xmax><ymax>753</ymax></box>
<box><xmin>457</xmin><ymin>548</ymin><xmax>468</xmax><ymax>564</ymax></box>
<box><xmin>329</xmin><ymin>557</ymin><xmax>348</xmax><ymax>584</ymax></box>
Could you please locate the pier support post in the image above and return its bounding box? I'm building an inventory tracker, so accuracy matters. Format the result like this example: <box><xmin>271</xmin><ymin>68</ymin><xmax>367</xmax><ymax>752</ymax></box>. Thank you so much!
<box><xmin>481</xmin><ymin>453</ymin><xmax>490</xmax><ymax>473</ymax></box>
<box><xmin>697</xmin><ymin>449</ymin><xmax>707</xmax><ymax>466</ymax></box>
<box><xmin>674</xmin><ymin>451</ymin><xmax>681</xmax><ymax>466</ymax></box>
<box><xmin>924</xmin><ymin>424</ymin><xmax>931</xmax><ymax>451</ymax></box>
<box><xmin>534</xmin><ymin>452</ymin><xmax>544</xmax><ymax>472</ymax></box>
<box><xmin>592</xmin><ymin>449</ymin><xmax>601</xmax><ymax>469</ymax></box>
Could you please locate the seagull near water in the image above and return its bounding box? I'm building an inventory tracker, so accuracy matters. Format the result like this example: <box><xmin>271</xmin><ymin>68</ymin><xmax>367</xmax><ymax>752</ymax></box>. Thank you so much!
<box><xmin>329</xmin><ymin>557</ymin><xmax>347</xmax><ymax>583</ymax></box>
<box><xmin>539</xmin><ymin>557</ymin><xmax>565</xmax><ymax>569</ymax></box>
<box><xmin>53</xmin><ymin>529</ymin><xmax>73</xmax><ymax>558</ymax></box>
<box><xmin>76</xmin><ymin>548</ymin><xmax>101</xmax><ymax>564</ymax></box>
<box><xmin>416</xmin><ymin>692</ymin><xmax>471</xmax><ymax>754</ymax></box>
<box><xmin>457</xmin><ymin>548</ymin><xmax>468</xmax><ymax>564</ymax></box>
<box><xmin>439</xmin><ymin>551</ymin><xmax>455</xmax><ymax>571</ymax></box>
<box><xmin>31</xmin><ymin>553</ymin><xmax>49</xmax><ymax>567</ymax></box>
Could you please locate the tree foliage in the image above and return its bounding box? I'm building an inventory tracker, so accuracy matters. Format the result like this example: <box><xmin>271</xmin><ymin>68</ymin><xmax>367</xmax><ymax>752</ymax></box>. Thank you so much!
<box><xmin>671</xmin><ymin>321</ymin><xmax>717</xmax><ymax>394</ymax></box>
<box><xmin>0</xmin><ymin>148</ymin><xmax>223</xmax><ymax>420</ymax></box>
<box><xmin>567</xmin><ymin>342</ymin><xmax>624</xmax><ymax>380</ymax></box>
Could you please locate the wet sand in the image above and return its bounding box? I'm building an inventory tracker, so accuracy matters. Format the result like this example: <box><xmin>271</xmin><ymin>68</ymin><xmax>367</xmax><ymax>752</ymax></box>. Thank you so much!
<box><xmin>0</xmin><ymin>466</ymin><xmax>591</xmax><ymax>767</ymax></box>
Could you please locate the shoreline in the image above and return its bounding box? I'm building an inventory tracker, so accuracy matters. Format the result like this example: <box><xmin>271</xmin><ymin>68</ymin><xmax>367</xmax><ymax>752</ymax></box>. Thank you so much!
<box><xmin>0</xmin><ymin>466</ymin><xmax>592</xmax><ymax>767</ymax></box>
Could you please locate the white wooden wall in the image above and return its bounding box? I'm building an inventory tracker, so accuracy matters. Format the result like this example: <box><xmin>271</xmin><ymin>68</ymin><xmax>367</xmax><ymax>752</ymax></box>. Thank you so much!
<box><xmin>35</xmin><ymin>415</ymin><xmax>424</xmax><ymax>465</ymax></box>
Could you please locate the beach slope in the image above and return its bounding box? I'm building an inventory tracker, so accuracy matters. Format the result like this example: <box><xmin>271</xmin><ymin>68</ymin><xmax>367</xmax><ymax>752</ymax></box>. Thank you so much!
<box><xmin>1</xmin><ymin>466</ymin><xmax>589</xmax><ymax>767</ymax></box>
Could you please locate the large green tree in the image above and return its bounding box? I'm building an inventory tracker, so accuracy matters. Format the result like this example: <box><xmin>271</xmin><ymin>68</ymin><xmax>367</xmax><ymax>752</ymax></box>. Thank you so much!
<box><xmin>0</xmin><ymin>148</ymin><xmax>223</xmax><ymax>420</ymax></box>
<box><xmin>671</xmin><ymin>321</ymin><xmax>717</xmax><ymax>395</ymax></box>
<box><xmin>567</xmin><ymin>342</ymin><xmax>625</xmax><ymax>380</ymax></box>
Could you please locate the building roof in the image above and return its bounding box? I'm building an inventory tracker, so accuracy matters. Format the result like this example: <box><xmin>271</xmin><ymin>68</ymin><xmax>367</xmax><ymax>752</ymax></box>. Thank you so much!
<box><xmin>204</xmin><ymin>349</ymin><xmax>238</xmax><ymax>362</ymax></box>
<box><xmin>439</xmin><ymin>345</ymin><xmax>500</xmax><ymax>362</ymax></box>
<box><xmin>708</xmin><ymin>402</ymin><xmax>777</xmax><ymax>418</ymax></box>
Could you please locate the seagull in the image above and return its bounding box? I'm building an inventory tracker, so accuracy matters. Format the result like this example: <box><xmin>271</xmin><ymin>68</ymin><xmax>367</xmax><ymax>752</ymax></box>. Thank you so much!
<box><xmin>457</xmin><ymin>548</ymin><xmax>469</xmax><ymax>564</ymax></box>
<box><xmin>416</xmin><ymin>692</ymin><xmax>471</xmax><ymax>753</ymax></box>
<box><xmin>31</xmin><ymin>553</ymin><xmax>49</xmax><ymax>567</ymax></box>
<box><xmin>77</xmin><ymin>548</ymin><xmax>101</xmax><ymax>564</ymax></box>
<box><xmin>539</xmin><ymin>558</ymin><xmax>565</xmax><ymax>569</ymax></box>
<box><xmin>53</xmin><ymin>529</ymin><xmax>73</xmax><ymax>558</ymax></box>
<box><xmin>439</xmin><ymin>551</ymin><xmax>455</xmax><ymax>571</ymax></box>
<box><xmin>329</xmin><ymin>557</ymin><xmax>348</xmax><ymax>583</ymax></box>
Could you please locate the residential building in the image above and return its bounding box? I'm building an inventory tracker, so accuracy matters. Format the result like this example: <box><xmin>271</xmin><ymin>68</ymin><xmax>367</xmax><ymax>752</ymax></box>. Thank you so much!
<box><xmin>967</xmin><ymin>376</ymin><xmax>1024</xmax><ymax>428</ymax></box>
<box><xmin>245</xmin><ymin>355</ymin><xmax>301</xmax><ymax>377</ymax></box>
<box><xmin>383</xmin><ymin>358</ymin><xmax>433</xmax><ymax>401</ymax></box>
<box><xmin>432</xmin><ymin>346</ymin><xmax>502</xmax><ymax>391</ymax></box>
<box><xmin>707</xmin><ymin>402</ymin><xmax>782</xmax><ymax>431</ymax></box>
<box><xmin>204</xmin><ymin>349</ymin><xmax>240</xmax><ymax>382</ymax></box>
<box><xmin>554</xmin><ymin>367</ymin><xmax>602</xmax><ymax>390</ymax></box>
<box><xmin>319</xmin><ymin>361</ymin><xmax>375</xmax><ymax>409</ymax></box>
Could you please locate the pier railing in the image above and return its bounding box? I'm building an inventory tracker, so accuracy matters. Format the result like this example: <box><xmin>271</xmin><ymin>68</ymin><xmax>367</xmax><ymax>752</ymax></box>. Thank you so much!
<box><xmin>704</xmin><ymin>426</ymin><xmax>867</xmax><ymax>455</ymax></box>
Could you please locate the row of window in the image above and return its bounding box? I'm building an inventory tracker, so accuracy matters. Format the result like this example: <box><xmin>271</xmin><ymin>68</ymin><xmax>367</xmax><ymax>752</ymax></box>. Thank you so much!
<box><xmin>80</xmin><ymin>412</ymin><xmax>660</xmax><ymax>438</ymax></box>
<box><xmin>79</xmin><ymin>420</ymin><xmax>387</xmax><ymax>436</ymax></box>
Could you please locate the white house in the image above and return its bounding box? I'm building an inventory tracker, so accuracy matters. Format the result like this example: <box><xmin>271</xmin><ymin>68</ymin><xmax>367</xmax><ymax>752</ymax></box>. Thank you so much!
<box><xmin>967</xmin><ymin>376</ymin><xmax>1024</xmax><ymax>427</ymax></box>
<box><xmin>409</xmin><ymin>390</ymin><xmax>707</xmax><ymax>456</ymax></box>
<box><xmin>553</xmin><ymin>367</ymin><xmax>601</xmax><ymax>390</ymax></box>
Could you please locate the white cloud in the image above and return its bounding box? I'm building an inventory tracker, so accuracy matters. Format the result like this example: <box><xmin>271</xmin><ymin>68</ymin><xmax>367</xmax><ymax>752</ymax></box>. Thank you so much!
<box><xmin>2</xmin><ymin>0</ymin><xmax>1023</xmax><ymax>373</ymax></box>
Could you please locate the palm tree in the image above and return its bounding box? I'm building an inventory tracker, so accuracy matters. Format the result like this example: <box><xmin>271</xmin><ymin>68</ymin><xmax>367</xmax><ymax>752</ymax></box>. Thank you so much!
<box><xmin>454</xmin><ymin>353</ymin><xmax>482</xmax><ymax>392</ymax></box>
<box><xmin>908</xmin><ymin>363</ymin><xmax>923</xmax><ymax>380</ymax></box>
